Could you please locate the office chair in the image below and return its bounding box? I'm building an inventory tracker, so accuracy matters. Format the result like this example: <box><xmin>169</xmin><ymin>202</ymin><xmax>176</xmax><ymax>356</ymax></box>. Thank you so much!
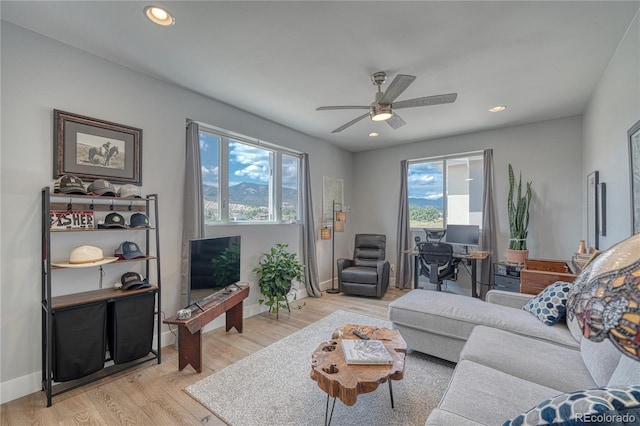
<box><xmin>415</xmin><ymin>231</ymin><xmax>459</xmax><ymax>291</ymax></box>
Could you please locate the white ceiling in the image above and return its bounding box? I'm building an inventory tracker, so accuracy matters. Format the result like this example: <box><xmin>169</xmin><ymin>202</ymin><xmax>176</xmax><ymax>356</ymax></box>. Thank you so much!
<box><xmin>2</xmin><ymin>1</ymin><xmax>638</xmax><ymax>152</ymax></box>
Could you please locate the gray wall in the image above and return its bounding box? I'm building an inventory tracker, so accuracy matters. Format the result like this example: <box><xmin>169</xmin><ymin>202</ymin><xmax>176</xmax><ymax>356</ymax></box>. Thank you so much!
<box><xmin>0</xmin><ymin>22</ymin><xmax>353</xmax><ymax>402</ymax></box>
<box><xmin>583</xmin><ymin>12</ymin><xmax>640</xmax><ymax>249</ymax></box>
<box><xmin>352</xmin><ymin>116</ymin><xmax>584</xmax><ymax>270</ymax></box>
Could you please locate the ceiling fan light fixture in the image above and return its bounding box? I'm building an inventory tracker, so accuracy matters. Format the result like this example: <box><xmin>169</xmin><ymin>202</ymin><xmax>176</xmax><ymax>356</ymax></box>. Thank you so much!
<box><xmin>144</xmin><ymin>5</ymin><xmax>175</xmax><ymax>26</ymax></box>
<box><xmin>370</xmin><ymin>106</ymin><xmax>393</xmax><ymax>122</ymax></box>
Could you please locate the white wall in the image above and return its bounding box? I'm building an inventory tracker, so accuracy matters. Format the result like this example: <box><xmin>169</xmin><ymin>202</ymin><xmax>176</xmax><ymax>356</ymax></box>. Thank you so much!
<box><xmin>583</xmin><ymin>11</ymin><xmax>640</xmax><ymax>249</ymax></box>
<box><xmin>352</xmin><ymin>116</ymin><xmax>585</xmax><ymax>271</ymax></box>
<box><xmin>0</xmin><ymin>22</ymin><xmax>353</xmax><ymax>403</ymax></box>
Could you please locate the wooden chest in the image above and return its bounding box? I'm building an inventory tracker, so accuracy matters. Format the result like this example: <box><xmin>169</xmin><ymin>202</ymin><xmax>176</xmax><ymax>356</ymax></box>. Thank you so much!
<box><xmin>519</xmin><ymin>258</ymin><xmax>578</xmax><ymax>295</ymax></box>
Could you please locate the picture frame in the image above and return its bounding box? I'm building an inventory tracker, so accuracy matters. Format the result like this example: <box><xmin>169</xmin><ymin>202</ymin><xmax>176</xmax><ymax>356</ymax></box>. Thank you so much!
<box><xmin>322</xmin><ymin>176</ymin><xmax>344</xmax><ymax>227</ymax></box>
<box><xmin>53</xmin><ymin>110</ymin><xmax>142</xmax><ymax>184</ymax></box>
<box><xmin>586</xmin><ymin>171</ymin><xmax>599</xmax><ymax>250</ymax></box>
<box><xmin>629</xmin><ymin>119</ymin><xmax>640</xmax><ymax>235</ymax></box>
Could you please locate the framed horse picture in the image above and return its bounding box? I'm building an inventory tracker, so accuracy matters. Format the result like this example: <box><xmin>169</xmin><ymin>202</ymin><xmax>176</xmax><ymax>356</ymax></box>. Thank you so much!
<box><xmin>53</xmin><ymin>110</ymin><xmax>142</xmax><ymax>185</ymax></box>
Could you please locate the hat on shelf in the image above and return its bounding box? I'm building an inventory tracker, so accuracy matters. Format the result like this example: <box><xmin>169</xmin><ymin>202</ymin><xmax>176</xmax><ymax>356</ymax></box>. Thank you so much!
<box><xmin>129</xmin><ymin>212</ymin><xmax>150</xmax><ymax>228</ymax></box>
<box><xmin>87</xmin><ymin>179</ymin><xmax>117</xmax><ymax>196</ymax></box>
<box><xmin>52</xmin><ymin>245</ymin><xmax>118</xmax><ymax>268</ymax></box>
<box><xmin>53</xmin><ymin>174</ymin><xmax>87</xmax><ymax>195</ymax></box>
<box><xmin>115</xmin><ymin>241</ymin><xmax>145</xmax><ymax>259</ymax></box>
<box><xmin>120</xmin><ymin>272</ymin><xmax>151</xmax><ymax>290</ymax></box>
<box><xmin>118</xmin><ymin>184</ymin><xmax>142</xmax><ymax>199</ymax></box>
<box><xmin>98</xmin><ymin>212</ymin><xmax>127</xmax><ymax>229</ymax></box>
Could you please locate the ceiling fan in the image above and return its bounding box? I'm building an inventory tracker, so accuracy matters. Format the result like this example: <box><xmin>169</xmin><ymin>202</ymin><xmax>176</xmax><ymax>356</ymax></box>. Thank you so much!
<box><xmin>316</xmin><ymin>72</ymin><xmax>457</xmax><ymax>133</ymax></box>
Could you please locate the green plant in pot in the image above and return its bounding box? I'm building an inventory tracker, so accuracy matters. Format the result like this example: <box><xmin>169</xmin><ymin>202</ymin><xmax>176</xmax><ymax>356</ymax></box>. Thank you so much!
<box><xmin>506</xmin><ymin>164</ymin><xmax>532</xmax><ymax>264</ymax></box>
<box><xmin>253</xmin><ymin>243</ymin><xmax>305</xmax><ymax>319</ymax></box>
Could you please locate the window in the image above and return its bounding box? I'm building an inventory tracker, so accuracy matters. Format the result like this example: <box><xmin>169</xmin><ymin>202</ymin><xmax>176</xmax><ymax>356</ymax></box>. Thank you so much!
<box><xmin>198</xmin><ymin>124</ymin><xmax>301</xmax><ymax>224</ymax></box>
<box><xmin>408</xmin><ymin>153</ymin><xmax>484</xmax><ymax>229</ymax></box>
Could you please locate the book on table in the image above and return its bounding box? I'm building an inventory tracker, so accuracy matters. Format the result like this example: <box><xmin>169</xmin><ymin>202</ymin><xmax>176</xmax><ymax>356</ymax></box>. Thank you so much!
<box><xmin>341</xmin><ymin>339</ymin><xmax>393</xmax><ymax>365</ymax></box>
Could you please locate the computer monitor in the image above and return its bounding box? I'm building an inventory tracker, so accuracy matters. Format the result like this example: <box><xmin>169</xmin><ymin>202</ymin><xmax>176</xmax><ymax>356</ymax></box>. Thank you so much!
<box><xmin>445</xmin><ymin>224</ymin><xmax>480</xmax><ymax>254</ymax></box>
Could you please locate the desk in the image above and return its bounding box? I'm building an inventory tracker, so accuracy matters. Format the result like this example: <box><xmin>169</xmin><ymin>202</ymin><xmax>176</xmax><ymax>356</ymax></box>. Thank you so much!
<box><xmin>164</xmin><ymin>284</ymin><xmax>249</xmax><ymax>372</ymax></box>
<box><xmin>405</xmin><ymin>250</ymin><xmax>488</xmax><ymax>298</ymax></box>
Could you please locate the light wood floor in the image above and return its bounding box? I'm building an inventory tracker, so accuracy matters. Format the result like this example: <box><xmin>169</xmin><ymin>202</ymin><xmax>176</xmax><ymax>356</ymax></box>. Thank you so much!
<box><xmin>1</xmin><ymin>286</ymin><xmax>408</xmax><ymax>426</ymax></box>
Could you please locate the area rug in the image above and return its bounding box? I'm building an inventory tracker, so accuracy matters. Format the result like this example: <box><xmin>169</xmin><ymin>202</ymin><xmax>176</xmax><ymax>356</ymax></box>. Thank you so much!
<box><xmin>184</xmin><ymin>310</ymin><xmax>454</xmax><ymax>426</ymax></box>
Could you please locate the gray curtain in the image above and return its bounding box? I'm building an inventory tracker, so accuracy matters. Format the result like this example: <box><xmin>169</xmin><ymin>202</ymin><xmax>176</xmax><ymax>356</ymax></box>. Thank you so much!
<box><xmin>301</xmin><ymin>153</ymin><xmax>322</xmax><ymax>297</ymax></box>
<box><xmin>180</xmin><ymin>121</ymin><xmax>205</xmax><ymax>306</ymax></box>
<box><xmin>480</xmin><ymin>149</ymin><xmax>497</xmax><ymax>299</ymax></box>
<box><xmin>396</xmin><ymin>160</ymin><xmax>412</xmax><ymax>289</ymax></box>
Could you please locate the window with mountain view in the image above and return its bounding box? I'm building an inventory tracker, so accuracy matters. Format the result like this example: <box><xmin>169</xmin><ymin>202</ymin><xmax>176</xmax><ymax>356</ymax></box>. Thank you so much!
<box><xmin>408</xmin><ymin>153</ymin><xmax>484</xmax><ymax>230</ymax></box>
<box><xmin>199</xmin><ymin>126</ymin><xmax>301</xmax><ymax>224</ymax></box>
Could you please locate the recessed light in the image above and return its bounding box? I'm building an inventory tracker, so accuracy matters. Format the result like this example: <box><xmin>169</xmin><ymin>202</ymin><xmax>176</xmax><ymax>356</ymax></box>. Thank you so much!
<box><xmin>368</xmin><ymin>132</ymin><xmax>379</xmax><ymax>137</ymax></box>
<box><xmin>489</xmin><ymin>105</ymin><xmax>507</xmax><ymax>113</ymax></box>
<box><xmin>144</xmin><ymin>5</ymin><xmax>175</xmax><ymax>26</ymax></box>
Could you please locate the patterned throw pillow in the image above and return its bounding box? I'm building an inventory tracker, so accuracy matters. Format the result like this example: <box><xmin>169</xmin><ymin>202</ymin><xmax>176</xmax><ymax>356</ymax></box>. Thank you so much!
<box><xmin>522</xmin><ymin>281</ymin><xmax>573</xmax><ymax>325</ymax></box>
<box><xmin>503</xmin><ymin>385</ymin><xmax>640</xmax><ymax>426</ymax></box>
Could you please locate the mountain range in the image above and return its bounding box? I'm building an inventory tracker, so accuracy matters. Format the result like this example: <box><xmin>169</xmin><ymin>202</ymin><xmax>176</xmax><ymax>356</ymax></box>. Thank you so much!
<box><xmin>203</xmin><ymin>182</ymin><xmax>298</xmax><ymax>206</ymax></box>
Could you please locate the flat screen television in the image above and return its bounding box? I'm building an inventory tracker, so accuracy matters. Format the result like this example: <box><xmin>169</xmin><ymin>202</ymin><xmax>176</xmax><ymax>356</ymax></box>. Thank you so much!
<box><xmin>445</xmin><ymin>224</ymin><xmax>480</xmax><ymax>254</ymax></box>
<box><xmin>188</xmin><ymin>235</ymin><xmax>241</xmax><ymax>305</ymax></box>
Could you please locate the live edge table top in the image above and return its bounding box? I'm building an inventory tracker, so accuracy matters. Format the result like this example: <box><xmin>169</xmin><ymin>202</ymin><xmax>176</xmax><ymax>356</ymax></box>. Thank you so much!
<box><xmin>310</xmin><ymin>324</ymin><xmax>407</xmax><ymax>406</ymax></box>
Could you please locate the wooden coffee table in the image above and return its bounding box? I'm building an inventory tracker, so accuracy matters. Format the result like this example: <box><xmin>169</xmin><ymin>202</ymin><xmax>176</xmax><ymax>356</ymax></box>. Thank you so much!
<box><xmin>310</xmin><ymin>324</ymin><xmax>407</xmax><ymax>425</ymax></box>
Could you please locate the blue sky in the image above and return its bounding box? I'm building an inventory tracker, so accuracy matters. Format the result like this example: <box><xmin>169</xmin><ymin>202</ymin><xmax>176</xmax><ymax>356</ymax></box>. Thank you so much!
<box><xmin>199</xmin><ymin>132</ymin><xmax>297</xmax><ymax>189</ymax></box>
<box><xmin>407</xmin><ymin>161</ymin><xmax>443</xmax><ymax>200</ymax></box>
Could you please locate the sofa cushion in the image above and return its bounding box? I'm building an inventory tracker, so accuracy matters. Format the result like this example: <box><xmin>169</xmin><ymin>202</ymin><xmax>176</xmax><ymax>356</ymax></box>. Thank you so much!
<box><xmin>460</xmin><ymin>326</ymin><xmax>597</xmax><ymax>392</ymax></box>
<box><xmin>581</xmin><ymin>337</ymin><xmax>623</xmax><ymax>386</ymax></box>
<box><xmin>522</xmin><ymin>281</ymin><xmax>573</xmax><ymax>325</ymax></box>
<box><xmin>502</xmin><ymin>385</ymin><xmax>640</xmax><ymax>426</ymax></box>
<box><xmin>608</xmin><ymin>356</ymin><xmax>640</xmax><ymax>386</ymax></box>
<box><xmin>388</xmin><ymin>290</ymin><xmax>579</xmax><ymax>350</ymax></box>
<box><xmin>429</xmin><ymin>360</ymin><xmax>560</xmax><ymax>425</ymax></box>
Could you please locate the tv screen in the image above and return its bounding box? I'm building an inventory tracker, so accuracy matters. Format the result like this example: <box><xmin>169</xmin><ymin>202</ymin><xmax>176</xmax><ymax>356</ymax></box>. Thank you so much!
<box><xmin>188</xmin><ymin>236</ymin><xmax>241</xmax><ymax>305</ymax></box>
<box><xmin>445</xmin><ymin>224</ymin><xmax>479</xmax><ymax>253</ymax></box>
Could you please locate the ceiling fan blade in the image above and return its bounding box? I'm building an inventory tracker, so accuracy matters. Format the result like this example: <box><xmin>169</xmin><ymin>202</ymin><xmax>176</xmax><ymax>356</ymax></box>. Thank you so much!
<box><xmin>393</xmin><ymin>93</ymin><xmax>458</xmax><ymax>109</ymax></box>
<box><xmin>331</xmin><ymin>113</ymin><xmax>369</xmax><ymax>133</ymax></box>
<box><xmin>387</xmin><ymin>114</ymin><xmax>406</xmax><ymax>130</ymax></box>
<box><xmin>378</xmin><ymin>74</ymin><xmax>416</xmax><ymax>105</ymax></box>
<box><xmin>316</xmin><ymin>105</ymin><xmax>369</xmax><ymax>111</ymax></box>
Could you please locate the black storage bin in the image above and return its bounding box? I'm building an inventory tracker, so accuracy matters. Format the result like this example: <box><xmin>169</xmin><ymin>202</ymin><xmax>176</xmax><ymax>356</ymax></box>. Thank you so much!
<box><xmin>107</xmin><ymin>291</ymin><xmax>155</xmax><ymax>364</ymax></box>
<box><xmin>52</xmin><ymin>302</ymin><xmax>107</xmax><ymax>382</ymax></box>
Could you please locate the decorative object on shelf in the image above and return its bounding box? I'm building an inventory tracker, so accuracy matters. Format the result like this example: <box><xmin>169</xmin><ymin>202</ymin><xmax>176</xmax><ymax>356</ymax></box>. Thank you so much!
<box><xmin>577</xmin><ymin>240</ymin><xmax>587</xmax><ymax>254</ymax></box>
<box><xmin>586</xmin><ymin>171</ymin><xmax>600</xmax><ymax>250</ymax></box>
<box><xmin>53</xmin><ymin>110</ymin><xmax>142</xmax><ymax>184</ymax></box>
<box><xmin>115</xmin><ymin>241</ymin><xmax>145</xmax><ymax>260</ymax></box>
<box><xmin>52</xmin><ymin>245</ymin><xmax>118</xmax><ymax>268</ymax></box>
<box><xmin>628</xmin><ymin>119</ymin><xmax>640</xmax><ymax>235</ymax></box>
<box><xmin>53</xmin><ymin>174</ymin><xmax>87</xmax><ymax>195</ymax></box>
<box><xmin>87</xmin><ymin>179</ymin><xmax>117</xmax><ymax>196</ymax></box>
<box><xmin>253</xmin><ymin>243</ymin><xmax>305</xmax><ymax>319</ymax></box>
<box><xmin>567</xmin><ymin>233</ymin><xmax>640</xmax><ymax>361</ymax></box>
<box><xmin>120</xmin><ymin>272</ymin><xmax>151</xmax><ymax>290</ymax></box>
<box><xmin>506</xmin><ymin>164</ymin><xmax>532</xmax><ymax>264</ymax></box>
<box><xmin>327</xmin><ymin>200</ymin><xmax>347</xmax><ymax>294</ymax></box>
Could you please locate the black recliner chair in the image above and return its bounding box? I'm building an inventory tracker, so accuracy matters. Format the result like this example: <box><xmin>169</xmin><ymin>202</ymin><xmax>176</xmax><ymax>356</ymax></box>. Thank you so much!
<box><xmin>337</xmin><ymin>234</ymin><xmax>390</xmax><ymax>298</ymax></box>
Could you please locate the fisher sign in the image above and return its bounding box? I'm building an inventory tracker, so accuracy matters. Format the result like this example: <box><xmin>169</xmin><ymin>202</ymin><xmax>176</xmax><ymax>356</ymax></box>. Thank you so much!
<box><xmin>50</xmin><ymin>211</ymin><xmax>95</xmax><ymax>229</ymax></box>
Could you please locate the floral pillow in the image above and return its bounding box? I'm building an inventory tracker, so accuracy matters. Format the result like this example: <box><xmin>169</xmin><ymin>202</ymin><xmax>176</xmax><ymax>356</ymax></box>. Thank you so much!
<box><xmin>503</xmin><ymin>385</ymin><xmax>640</xmax><ymax>426</ymax></box>
<box><xmin>522</xmin><ymin>281</ymin><xmax>573</xmax><ymax>325</ymax></box>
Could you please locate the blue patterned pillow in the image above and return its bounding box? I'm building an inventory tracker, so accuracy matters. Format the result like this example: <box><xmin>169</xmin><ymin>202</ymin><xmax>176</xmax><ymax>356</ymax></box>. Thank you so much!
<box><xmin>522</xmin><ymin>281</ymin><xmax>573</xmax><ymax>325</ymax></box>
<box><xmin>503</xmin><ymin>385</ymin><xmax>640</xmax><ymax>426</ymax></box>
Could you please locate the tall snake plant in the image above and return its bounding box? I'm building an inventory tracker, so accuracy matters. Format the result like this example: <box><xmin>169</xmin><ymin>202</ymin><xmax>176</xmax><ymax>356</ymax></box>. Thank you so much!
<box><xmin>508</xmin><ymin>164</ymin><xmax>532</xmax><ymax>250</ymax></box>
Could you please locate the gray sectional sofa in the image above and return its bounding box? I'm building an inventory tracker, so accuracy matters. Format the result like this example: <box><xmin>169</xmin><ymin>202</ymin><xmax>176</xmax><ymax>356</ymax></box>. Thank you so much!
<box><xmin>388</xmin><ymin>289</ymin><xmax>640</xmax><ymax>425</ymax></box>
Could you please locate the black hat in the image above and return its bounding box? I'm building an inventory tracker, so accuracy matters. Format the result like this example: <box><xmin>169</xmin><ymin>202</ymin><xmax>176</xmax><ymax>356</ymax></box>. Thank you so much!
<box><xmin>130</xmin><ymin>213</ymin><xmax>150</xmax><ymax>228</ymax></box>
<box><xmin>88</xmin><ymin>179</ymin><xmax>117</xmax><ymax>196</ymax></box>
<box><xmin>120</xmin><ymin>272</ymin><xmax>150</xmax><ymax>290</ymax></box>
<box><xmin>54</xmin><ymin>174</ymin><xmax>87</xmax><ymax>195</ymax></box>
<box><xmin>100</xmin><ymin>212</ymin><xmax>127</xmax><ymax>228</ymax></box>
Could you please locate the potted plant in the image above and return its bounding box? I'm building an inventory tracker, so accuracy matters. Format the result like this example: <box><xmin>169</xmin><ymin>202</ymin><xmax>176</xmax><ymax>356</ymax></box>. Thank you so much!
<box><xmin>253</xmin><ymin>243</ymin><xmax>305</xmax><ymax>319</ymax></box>
<box><xmin>506</xmin><ymin>164</ymin><xmax>532</xmax><ymax>264</ymax></box>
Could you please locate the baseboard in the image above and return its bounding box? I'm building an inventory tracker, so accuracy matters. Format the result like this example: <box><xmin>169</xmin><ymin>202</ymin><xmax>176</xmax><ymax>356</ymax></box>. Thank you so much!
<box><xmin>0</xmin><ymin>371</ymin><xmax>42</xmax><ymax>405</ymax></box>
